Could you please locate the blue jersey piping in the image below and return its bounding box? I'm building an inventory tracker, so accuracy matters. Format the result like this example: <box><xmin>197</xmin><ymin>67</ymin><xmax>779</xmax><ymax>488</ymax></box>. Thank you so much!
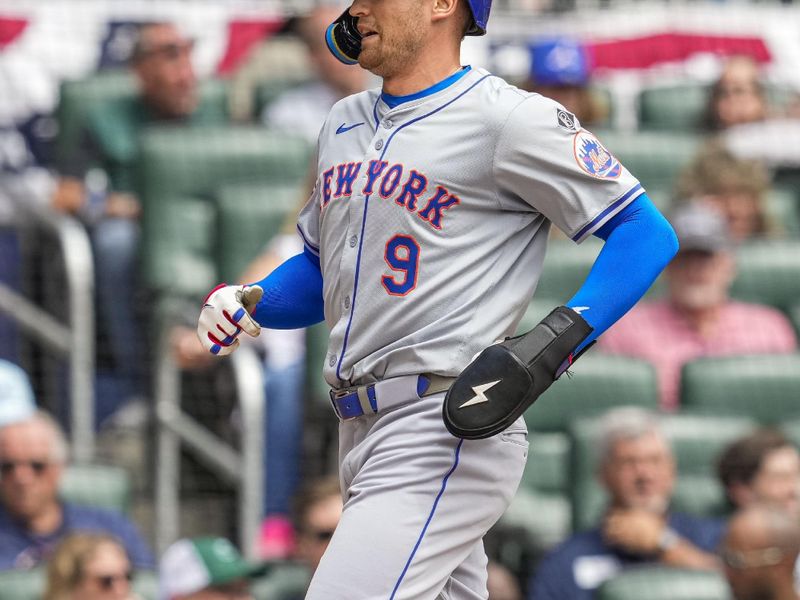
<box><xmin>389</xmin><ymin>439</ymin><xmax>463</xmax><ymax>599</ymax></box>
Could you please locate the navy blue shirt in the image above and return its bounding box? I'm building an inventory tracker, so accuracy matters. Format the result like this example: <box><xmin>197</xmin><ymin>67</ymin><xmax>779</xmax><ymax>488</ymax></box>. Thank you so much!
<box><xmin>529</xmin><ymin>512</ymin><xmax>725</xmax><ymax>600</ymax></box>
<box><xmin>0</xmin><ymin>502</ymin><xmax>154</xmax><ymax>570</ymax></box>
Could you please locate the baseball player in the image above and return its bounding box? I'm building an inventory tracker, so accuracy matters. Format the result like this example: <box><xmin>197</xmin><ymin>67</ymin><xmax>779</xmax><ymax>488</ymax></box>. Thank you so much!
<box><xmin>197</xmin><ymin>0</ymin><xmax>679</xmax><ymax>596</ymax></box>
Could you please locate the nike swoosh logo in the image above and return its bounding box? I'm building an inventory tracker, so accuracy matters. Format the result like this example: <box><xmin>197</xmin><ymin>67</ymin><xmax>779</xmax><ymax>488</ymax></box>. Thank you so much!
<box><xmin>336</xmin><ymin>122</ymin><xmax>365</xmax><ymax>134</ymax></box>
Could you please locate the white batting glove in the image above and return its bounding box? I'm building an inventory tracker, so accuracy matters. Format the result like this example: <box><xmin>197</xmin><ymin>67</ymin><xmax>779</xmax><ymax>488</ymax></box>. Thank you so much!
<box><xmin>197</xmin><ymin>284</ymin><xmax>263</xmax><ymax>356</ymax></box>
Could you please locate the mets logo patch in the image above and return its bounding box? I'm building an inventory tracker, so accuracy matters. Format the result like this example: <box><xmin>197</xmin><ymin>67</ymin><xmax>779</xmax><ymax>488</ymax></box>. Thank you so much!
<box><xmin>573</xmin><ymin>130</ymin><xmax>621</xmax><ymax>179</ymax></box>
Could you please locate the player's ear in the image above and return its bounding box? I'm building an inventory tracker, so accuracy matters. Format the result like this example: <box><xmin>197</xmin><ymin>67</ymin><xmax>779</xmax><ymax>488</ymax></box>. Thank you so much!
<box><xmin>431</xmin><ymin>0</ymin><xmax>459</xmax><ymax>24</ymax></box>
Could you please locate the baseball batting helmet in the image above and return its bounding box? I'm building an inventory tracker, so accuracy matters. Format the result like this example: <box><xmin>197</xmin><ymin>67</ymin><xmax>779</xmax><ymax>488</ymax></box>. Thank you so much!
<box><xmin>326</xmin><ymin>0</ymin><xmax>492</xmax><ymax>65</ymax></box>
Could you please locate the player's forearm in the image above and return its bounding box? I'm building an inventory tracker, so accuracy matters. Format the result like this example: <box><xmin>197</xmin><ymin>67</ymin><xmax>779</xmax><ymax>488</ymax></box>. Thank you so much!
<box><xmin>250</xmin><ymin>247</ymin><xmax>325</xmax><ymax>329</ymax></box>
<box><xmin>566</xmin><ymin>193</ymin><xmax>678</xmax><ymax>350</ymax></box>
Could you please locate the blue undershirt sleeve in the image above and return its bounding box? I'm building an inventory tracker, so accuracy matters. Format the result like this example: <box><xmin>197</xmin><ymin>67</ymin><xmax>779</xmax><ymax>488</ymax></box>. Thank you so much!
<box><xmin>566</xmin><ymin>193</ymin><xmax>679</xmax><ymax>351</ymax></box>
<box><xmin>250</xmin><ymin>245</ymin><xmax>325</xmax><ymax>329</ymax></box>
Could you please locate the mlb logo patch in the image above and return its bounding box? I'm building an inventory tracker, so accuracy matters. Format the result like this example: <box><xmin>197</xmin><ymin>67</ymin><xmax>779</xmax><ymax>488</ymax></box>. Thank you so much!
<box><xmin>572</xmin><ymin>130</ymin><xmax>621</xmax><ymax>179</ymax></box>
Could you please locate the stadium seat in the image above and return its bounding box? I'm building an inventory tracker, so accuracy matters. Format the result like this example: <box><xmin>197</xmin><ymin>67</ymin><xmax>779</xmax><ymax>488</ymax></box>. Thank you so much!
<box><xmin>766</xmin><ymin>187</ymin><xmax>800</xmax><ymax>237</ymax></box>
<box><xmin>0</xmin><ymin>568</ymin><xmax>44</xmax><ymax>600</ymax></box>
<box><xmin>215</xmin><ymin>183</ymin><xmax>304</xmax><ymax>283</ymax></box>
<box><xmin>681</xmin><ymin>355</ymin><xmax>800</xmax><ymax>424</ymax></box>
<box><xmin>534</xmin><ymin>238</ymin><xmax>602</xmax><ymax>301</ymax></box>
<box><xmin>638</xmin><ymin>84</ymin><xmax>711</xmax><ymax>131</ymax></box>
<box><xmin>789</xmin><ymin>303</ymin><xmax>800</xmax><ymax>338</ymax></box>
<box><xmin>255</xmin><ymin>77</ymin><xmax>314</xmax><ymax>116</ymax></box>
<box><xmin>251</xmin><ymin>561</ymin><xmax>310</xmax><ymax>600</ymax></box>
<box><xmin>597</xmin><ymin>566</ymin><xmax>732</xmax><ymax>600</ymax></box>
<box><xmin>500</xmin><ymin>487</ymin><xmax>571</xmax><ymax>554</ymax></box>
<box><xmin>60</xmin><ymin>464</ymin><xmax>132</xmax><ymax>514</ymax></box>
<box><xmin>132</xmin><ymin>571</ymin><xmax>159</xmax><ymax>600</ymax></box>
<box><xmin>782</xmin><ymin>418</ymin><xmax>800</xmax><ymax>449</ymax></box>
<box><xmin>596</xmin><ymin>131</ymin><xmax>701</xmax><ymax>193</ymax></box>
<box><xmin>137</xmin><ymin>127</ymin><xmax>311</xmax><ymax>293</ymax></box>
<box><xmin>527</xmin><ymin>354</ymin><xmax>659</xmax><ymax>433</ymax></box>
<box><xmin>570</xmin><ymin>414</ymin><xmax>755</xmax><ymax>531</ymax></box>
<box><xmin>730</xmin><ymin>240</ymin><xmax>800</xmax><ymax>311</ymax></box>
<box><xmin>305</xmin><ymin>322</ymin><xmax>332</xmax><ymax>407</ymax></box>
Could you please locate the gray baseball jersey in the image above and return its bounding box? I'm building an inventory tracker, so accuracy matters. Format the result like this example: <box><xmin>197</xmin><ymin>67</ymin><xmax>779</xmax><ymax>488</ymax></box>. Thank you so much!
<box><xmin>297</xmin><ymin>66</ymin><xmax>643</xmax><ymax>388</ymax></box>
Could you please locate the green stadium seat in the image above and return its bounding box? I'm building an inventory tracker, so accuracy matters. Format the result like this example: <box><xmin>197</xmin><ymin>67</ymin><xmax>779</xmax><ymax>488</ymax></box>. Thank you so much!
<box><xmin>526</xmin><ymin>354</ymin><xmax>659</xmax><ymax>433</ymax></box>
<box><xmin>535</xmin><ymin>238</ymin><xmax>602</xmax><ymax>301</ymax></box>
<box><xmin>251</xmin><ymin>561</ymin><xmax>310</xmax><ymax>600</ymax></box>
<box><xmin>730</xmin><ymin>240</ymin><xmax>800</xmax><ymax>311</ymax></box>
<box><xmin>789</xmin><ymin>302</ymin><xmax>800</xmax><ymax>339</ymax></box>
<box><xmin>523</xmin><ymin>432</ymin><xmax>570</xmax><ymax>493</ymax></box>
<box><xmin>500</xmin><ymin>488</ymin><xmax>571</xmax><ymax>553</ymax></box>
<box><xmin>681</xmin><ymin>355</ymin><xmax>800</xmax><ymax>424</ymax></box>
<box><xmin>305</xmin><ymin>322</ymin><xmax>332</xmax><ymax>407</ymax></box>
<box><xmin>255</xmin><ymin>78</ymin><xmax>314</xmax><ymax>116</ymax></box>
<box><xmin>215</xmin><ymin>183</ymin><xmax>304</xmax><ymax>283</ymax></box>
<box><xmin>56</xmin><ymin>72</ymin><xmax>136</xmax><ymax>165</ymax></box>
<box><xmin>638</xmin><ymin>84</ymin><xmax>711</xmax><ymax>132</ymax></box>
<box><xmin>60</xmin><ymin>464</ymin><xmax>132</xmax><ymax>513</ymax></box>
<box><xmin>0</xmin><ymin>568</ymin><xmax>44</xmax><ymax>600</ymax></box>
<box><xmin>132</xmin><ymin>570</ymin><xmax>158</xmax><ymax>600</ymax></box>
<box><xmin>781</xmin><ymin>418</ymin><xmax>800</xmax><ymax>449</ymax></box>
<box><xmin>137</xmin><ymin>127</ymin><xmax>311</xmax><ymax>293</ymax></box>
<box><xmin>145</xmin><ymin>197</ymin><xmax>218</xmax><ymax>298</ymax></box>
<box><xmin>766</xmin><ymin>187</ymin><xmax>800</xmax><ymax>237</ymax></box>
<box><xmin>597</xmin><ymin>131</ymin><xmax>701</xmax><ymax>193</ymax></box>
<box><xmin>597</xmin><ymin>566</ymin><xmax>732</xmax><ymax>600</ymax></box>
<box><xmin>570</xmin><ymin>415</ymin><xmax>755</xmax><ymax>531</ymax></box>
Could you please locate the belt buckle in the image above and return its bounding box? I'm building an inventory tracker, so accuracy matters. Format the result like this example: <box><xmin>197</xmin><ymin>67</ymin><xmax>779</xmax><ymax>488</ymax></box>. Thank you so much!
<box><xmin>329</xmin><ymin>386</ymin><xmax>357</xmax><ymax>420</ymax></box>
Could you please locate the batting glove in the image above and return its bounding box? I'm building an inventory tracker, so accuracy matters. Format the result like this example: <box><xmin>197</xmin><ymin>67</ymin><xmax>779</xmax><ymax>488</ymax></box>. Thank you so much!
<box><xmin>198</xmin><ymin>284</ymin><xmax>263</xmax><ymax>356</ymax></box>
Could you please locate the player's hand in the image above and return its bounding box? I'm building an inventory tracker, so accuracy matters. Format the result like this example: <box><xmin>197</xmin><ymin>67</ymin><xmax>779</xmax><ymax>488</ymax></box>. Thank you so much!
<box><xmin>197</xmin><ymin>284</ymin><xmax>263</xmax><ymax>356</ymax></box>
<box><xmin>602</xmin><ymin>508</ymin><xmax>666</xmax><ymax>555</ymax></box>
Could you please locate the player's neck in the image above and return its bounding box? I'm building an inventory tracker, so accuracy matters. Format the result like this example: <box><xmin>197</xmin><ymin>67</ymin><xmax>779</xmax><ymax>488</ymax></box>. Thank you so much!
<box><xmin>381</xmin><ymin>40</ymin><xmax>462</xmax><ymax>97</ymax></box>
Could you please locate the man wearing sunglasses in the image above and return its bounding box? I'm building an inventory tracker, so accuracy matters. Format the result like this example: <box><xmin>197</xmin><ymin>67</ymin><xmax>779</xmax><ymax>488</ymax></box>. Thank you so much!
<box><xmin>0</xmin><ymin>411</ymin><xmax>153</xmax><ymax>570</ymax></box>
<box><xmin>721</xmin><ymin>505</ymin><xmax>800</xmax><ymax>600</ymax></box>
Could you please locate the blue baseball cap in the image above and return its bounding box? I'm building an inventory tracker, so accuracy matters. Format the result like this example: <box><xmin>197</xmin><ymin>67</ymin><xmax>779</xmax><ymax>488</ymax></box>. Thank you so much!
<box><xmin>529</xmin><ymin>38</ymin><xmax>590</xmax><ymax>87</ymax></box>
<box><xmin>0</xmin><ymin>360</ymin><xmax>35</xmax><ymax>427</ymax></box>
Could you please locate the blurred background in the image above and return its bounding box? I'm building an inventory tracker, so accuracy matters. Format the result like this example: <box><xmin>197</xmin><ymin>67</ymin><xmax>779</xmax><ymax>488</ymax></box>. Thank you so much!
<box><xmin>1</xmin><ymin>0</ymin><xmax>800</xmax><ymax>599</ymax></box>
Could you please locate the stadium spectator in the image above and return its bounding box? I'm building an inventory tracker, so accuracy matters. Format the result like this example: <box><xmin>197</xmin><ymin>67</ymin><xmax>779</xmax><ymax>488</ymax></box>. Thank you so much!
<box><xmin>717</xmin><ymin>429</ymin><xmax>800</xmax><ymax>519</ymax></box>
<box><xmin>0</xmin><ymin>360</ymin><xmax>35</xmax><ymax>428</ymax></box>
<box><xmin>292</xmin><ymin>476</ymin><xmax>342</xmax><ymax>574</ymax></box>
<box><xmin>600</xmin><ymin>203</ymin><xmax>796</xmax><ymax>410</ymax></box>
<box><xmin>675</xmin><ymin>141</ymin><xmax>776</xmax><ymax>241</ymax></box>
<box><xmin>522</xmin><ymin>37</ymin><xmax>605</xmax><ymax>127</ymax></box>
<box><xmin>262</xmin><ymin>5</ymin><xmax>369</xmax><ymax>143</ymax></box>
<box><xmin>51</xmin><ymin>22</ymin><xmax>225</xmax><ymax>420</ymax></box>
<box><xmin>0</xmin><ymin>411</ymin><xmax>153</xmax><ymax>569</ymax></box>
<box><xmin>704</xmin><ymin>56</ymin><xmax>768</xmax><ymax>132</ymax></box>
<box><xmin>721</xmin><ymin>505</ymin><xmax>800</xmax><ymax>600</ymax></box>
<box><xmin>44</xmin><ymin>532</ymin><xmax>138</xmax><ymax>600</ymax></box>
<box><xmin>159</xmin><ymin>536</ymin><xmax>266</xmax><ymax>600</ymax></box>
<box><xmin>529</xmin><ymin>408</ymin><xmax>724</xmax><ymax>600</ymax></box>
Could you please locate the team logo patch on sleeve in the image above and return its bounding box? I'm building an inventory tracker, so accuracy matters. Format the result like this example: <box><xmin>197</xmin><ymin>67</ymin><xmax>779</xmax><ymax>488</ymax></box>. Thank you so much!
<box><xmin>573</xmin><ymin>130</ymin><xmax>621</xmax><ymax>179</ymax></box>
<box><xmin>556</xmin><ymin>108</ymin><xmax>578</xmax><ymax>131</ymax></box>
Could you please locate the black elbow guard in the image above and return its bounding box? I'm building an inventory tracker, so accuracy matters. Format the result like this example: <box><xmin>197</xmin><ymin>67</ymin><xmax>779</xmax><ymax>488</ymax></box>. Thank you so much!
<box><xmin>443</xmin><ymin>306</ymin><xmax>593</xmax><ymax>440</ymax></box>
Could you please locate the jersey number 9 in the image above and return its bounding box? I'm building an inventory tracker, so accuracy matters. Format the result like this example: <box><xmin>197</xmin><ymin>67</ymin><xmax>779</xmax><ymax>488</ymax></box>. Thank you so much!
<box><xmin>382</xmin><ymin>234</ymin><xmax>420</xmax><ymax>296</ymax></box>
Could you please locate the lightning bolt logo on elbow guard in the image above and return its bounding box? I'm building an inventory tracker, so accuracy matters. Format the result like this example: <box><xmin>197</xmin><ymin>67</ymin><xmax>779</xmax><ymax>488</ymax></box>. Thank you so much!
<box><xmin>458</xmin><ymin>380</ymin><xmax>501</xmax><ymax>409</ymax></box>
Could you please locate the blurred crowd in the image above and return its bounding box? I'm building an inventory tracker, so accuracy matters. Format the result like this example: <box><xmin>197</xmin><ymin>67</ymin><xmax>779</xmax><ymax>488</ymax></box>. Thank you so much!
<box><xmin>1</xmin><ymin>1</ymin><xmax>800</xmax><ymax>599</ymax></box>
